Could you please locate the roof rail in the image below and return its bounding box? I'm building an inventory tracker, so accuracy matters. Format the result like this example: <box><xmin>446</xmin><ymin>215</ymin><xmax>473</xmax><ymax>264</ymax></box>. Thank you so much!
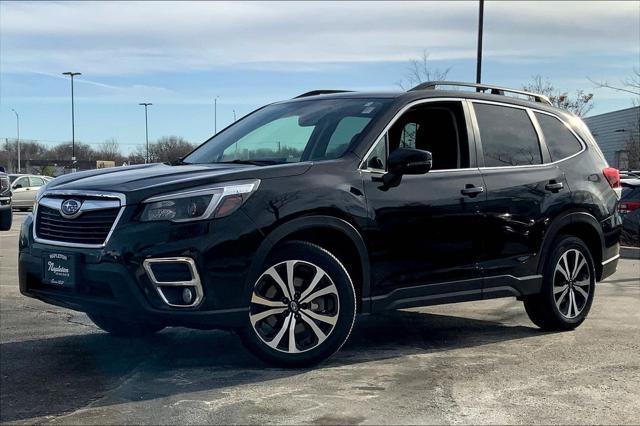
<box><xmin>294</xmin><ymin>90</ymin><xmax>354</xmax><ymax>99</ymax></box>
<box><xmin>410</xmin><ymin>81</ymin><xmax>552</xmax><ymax>105</ymax></box>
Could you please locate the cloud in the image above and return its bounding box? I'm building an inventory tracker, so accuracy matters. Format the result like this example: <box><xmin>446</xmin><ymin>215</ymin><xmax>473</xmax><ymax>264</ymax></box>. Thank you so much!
<box><xmin>1</xmin><ymin>1</ymin><xmax>637</xmax><ymax>75</ymax></box>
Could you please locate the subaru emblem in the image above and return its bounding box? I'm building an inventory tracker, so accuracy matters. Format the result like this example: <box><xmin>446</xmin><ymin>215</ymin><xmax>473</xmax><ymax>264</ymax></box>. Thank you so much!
<box><xmin>60</xmin><ymin>199</ymin><xmax>82</xmax><ymax>217</ymax></box>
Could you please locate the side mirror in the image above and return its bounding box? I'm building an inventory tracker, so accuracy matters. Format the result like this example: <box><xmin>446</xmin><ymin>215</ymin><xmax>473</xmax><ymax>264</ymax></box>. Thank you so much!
<box><xmin>13</xmin><ymin>184</ymin><xmax>23</xmax><ymax>189</ymax></box>
<box><xmin>387</xmin><ymin>148</ymin><xmax>432</xmax><ymax>176</ymax></box>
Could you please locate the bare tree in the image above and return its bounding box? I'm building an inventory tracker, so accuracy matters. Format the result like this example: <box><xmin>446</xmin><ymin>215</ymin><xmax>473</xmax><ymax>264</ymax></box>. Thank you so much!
<box><xmin>588</xmin><ymin>67</ymin><xmax>640</xmax><ymax>100</ymax></box>
<box><xmin>96</xmin><ymin>138</ymin><xmax>123</xmax><ymax>162</ymax></box>
<box><xmin>397</xmin><ymin>50</ymin><xmax>452</xmax><ymax>90</ymax></box>
<box><xmin>523</xmin><ymin>75</ymin><xmax>594</xmax><ymax>117</ymax></box>
<box><xmin>134</xmin><ymin>136</ymin><xmax>196</xmax><ymax>163</ymax></box>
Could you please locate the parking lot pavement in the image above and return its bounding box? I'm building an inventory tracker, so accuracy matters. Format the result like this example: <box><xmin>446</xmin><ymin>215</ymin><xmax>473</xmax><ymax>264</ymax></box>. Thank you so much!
<box><xmin>1</xmin><ymin>212</ymin><xmax>639</xmax><ymax>425</ymax></box>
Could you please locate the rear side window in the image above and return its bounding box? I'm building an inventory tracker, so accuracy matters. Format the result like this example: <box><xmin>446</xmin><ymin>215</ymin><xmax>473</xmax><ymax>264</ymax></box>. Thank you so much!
<box><xmin>535</xmin><ymin>112</ymin><xmax>583</xmax><ymax>161</ymax></box>
<box><xmin>474</xmin><ymin>103</ymin><xmax>542</xmax><ymax>167</ymax></box>
<box><xmin>30</xmin><ymin>177</ymin><xmax>45</xmax><ymax>186</ymax></box>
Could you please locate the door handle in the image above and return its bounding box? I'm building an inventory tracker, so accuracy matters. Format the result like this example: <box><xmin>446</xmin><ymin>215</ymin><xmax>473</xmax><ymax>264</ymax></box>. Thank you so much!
<box><xmin>461</xmin><ymin>185</ymin><xmax>484</xmax><ymax>197</ymax></box>
<box><xmin>545</xmin><ymin>181</ymin><xmax>564</xmax><ymax>192</ymax></box>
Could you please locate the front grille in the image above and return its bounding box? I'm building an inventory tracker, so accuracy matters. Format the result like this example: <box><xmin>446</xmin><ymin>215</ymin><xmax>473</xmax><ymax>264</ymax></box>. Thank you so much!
<box><xmin>36</xmin><ymin>205</ymin><xmax>120</xmax><ymax>245</ymax></box>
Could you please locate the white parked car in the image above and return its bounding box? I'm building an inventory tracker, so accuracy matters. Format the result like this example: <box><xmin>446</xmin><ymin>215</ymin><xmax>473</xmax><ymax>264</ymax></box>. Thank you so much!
<box><xmin>9</xmin><ymin>174</ymin><xmax>53</xmax><ymax>210</ymax></box>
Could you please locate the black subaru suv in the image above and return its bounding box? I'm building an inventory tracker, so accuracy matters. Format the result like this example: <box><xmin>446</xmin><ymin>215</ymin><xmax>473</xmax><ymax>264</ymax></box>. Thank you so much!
<box><xmin>19</xmin><ymin>82</ymin><xmax>621</xmax><ymax>367</ymax></box>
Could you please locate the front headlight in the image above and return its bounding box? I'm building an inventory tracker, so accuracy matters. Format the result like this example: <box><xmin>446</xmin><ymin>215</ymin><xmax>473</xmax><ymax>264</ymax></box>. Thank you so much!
<box><xmin>140</xmin><ymin>179</ymin><xmax>260</xmax><ymax>222</ymax></box>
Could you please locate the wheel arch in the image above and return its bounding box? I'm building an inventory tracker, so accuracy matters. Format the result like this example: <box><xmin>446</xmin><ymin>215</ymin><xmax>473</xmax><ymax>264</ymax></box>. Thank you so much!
<box><xmin>539</xmin><ymin>211</ymin><xmax>605</xmax><ymax>281</ymax></box>
<box><xmin>245</xmin><ymin>215</ymin><xmax>371</xmax><ymax>313</ymax></box>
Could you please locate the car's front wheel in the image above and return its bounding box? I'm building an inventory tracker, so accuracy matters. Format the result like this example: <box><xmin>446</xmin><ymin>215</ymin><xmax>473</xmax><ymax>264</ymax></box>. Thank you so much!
<box><xmin>524</xmin><ymin>235</ymin><xmax>596</xmax><ymax>330</ymax></box>
<box><xmin>238</xmin><ymin>241</ymin><xmax>356</xmax><ymax>367</ymax></box>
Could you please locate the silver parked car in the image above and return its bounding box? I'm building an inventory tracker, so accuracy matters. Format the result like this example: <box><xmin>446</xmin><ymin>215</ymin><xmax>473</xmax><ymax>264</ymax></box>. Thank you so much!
<box><xmin>9</xmin><ymin>174</ymin><xmax>52</xmax><ymax>210</ymax></box>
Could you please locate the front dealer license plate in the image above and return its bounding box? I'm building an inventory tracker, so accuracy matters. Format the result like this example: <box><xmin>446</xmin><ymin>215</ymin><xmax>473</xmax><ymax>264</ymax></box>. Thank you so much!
<box><xmin>43</xmin><ymin>252</ymin><xmax>76</xmax><ymax>287</ymax></box>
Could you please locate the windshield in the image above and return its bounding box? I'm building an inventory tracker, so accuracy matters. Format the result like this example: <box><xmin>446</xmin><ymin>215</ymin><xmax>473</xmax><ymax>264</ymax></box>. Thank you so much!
<box><xmin>184</xmin><ymin>98</ymin><xmax>391</xmax><ymax>165</ymax></box>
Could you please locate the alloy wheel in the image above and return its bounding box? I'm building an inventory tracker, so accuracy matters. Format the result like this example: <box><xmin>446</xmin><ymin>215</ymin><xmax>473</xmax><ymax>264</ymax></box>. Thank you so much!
<box><xmin>250</xmin><ymin>260</ymin><xmax>340</xmax><ymax>354</ymax></box>
<box><xmin>553</xmin><ymin>249</ymin><xmax>591</xmax><ymax>319</ymax></box>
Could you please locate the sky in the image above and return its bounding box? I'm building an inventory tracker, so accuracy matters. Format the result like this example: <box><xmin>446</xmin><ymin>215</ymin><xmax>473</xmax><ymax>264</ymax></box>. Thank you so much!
<box><xmin>1</xmin><ymin>1</ymin><xmax>639</xmax><ymax>155</ymax></box>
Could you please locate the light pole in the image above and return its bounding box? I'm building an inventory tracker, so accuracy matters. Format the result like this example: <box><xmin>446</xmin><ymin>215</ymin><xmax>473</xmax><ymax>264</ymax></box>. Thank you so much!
<box><xmin>476</xmin><ymin>0</ymin><xmax>484</xmax><ymax>85</ymax></box>
<box><xmin>10</xmin><ymin>109</ymin><xmax>20</xmax><ymax>173</ymax></box>
<box><xmin>233</xmin><ymin>109</ymin><xmax>237</xmax><ymax>122</ymax></box>
<box><xmin>62</xmin><ymin>72</ymin><xmax>81</xmax><ymax>164</ymax></box>
<box><xmin>139</xmin><ymin>103</ymin><xmax>152</xmax><ymax>163</ymax></box>
<box><xmin>214</xmin><ymin>96</ymin><xmax>220</xmax><ymax>133</ymax></box>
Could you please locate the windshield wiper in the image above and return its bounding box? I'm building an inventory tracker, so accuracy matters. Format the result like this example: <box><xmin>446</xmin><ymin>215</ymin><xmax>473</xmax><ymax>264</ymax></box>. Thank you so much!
<box><xmin>166</xmin><ymin>157</ymin><xmax>187</xmax><ymax>166</ymax></box>
<box><xmin>215</xmin><ymin>159</ymin><xmax>284</xmax><ymax>166</ymax></box>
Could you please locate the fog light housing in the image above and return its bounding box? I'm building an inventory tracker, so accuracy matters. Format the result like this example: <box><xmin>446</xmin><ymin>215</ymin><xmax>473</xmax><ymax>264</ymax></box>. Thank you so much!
<box><xmin>143</xmin><ymin>257</ymin><xmax>203</xmax><ymax>308</ymax></box>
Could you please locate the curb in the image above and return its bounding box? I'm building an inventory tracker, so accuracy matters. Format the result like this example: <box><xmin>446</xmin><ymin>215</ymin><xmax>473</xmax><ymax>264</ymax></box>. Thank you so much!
<box><xmin>620</xmin><ymin>246</ymin><xmax>640</xmax><ymax>260</ymax></box>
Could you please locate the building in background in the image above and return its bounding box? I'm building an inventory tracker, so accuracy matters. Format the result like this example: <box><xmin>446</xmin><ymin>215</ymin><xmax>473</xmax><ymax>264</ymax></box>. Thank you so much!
<box><xmin>584</xmin><ymin>106</ymin><xmax>640</xmax><ymax>170</ymax></box>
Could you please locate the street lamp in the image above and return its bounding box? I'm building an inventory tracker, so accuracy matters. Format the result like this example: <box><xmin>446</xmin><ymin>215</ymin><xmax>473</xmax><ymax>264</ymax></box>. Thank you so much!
<box><xmin>214</xmin><ymin>96</ymin><xmax>220</xmax><ymax>134</ymax></box>
<box><xmin>476</xmin><ymin>0</ymin><xmax>484</xmax><ymax>85</ymax></box>
<box><xmin>62</xmin><ymin>72</ymin><xmax>81</xmax><ymax>164</ymax></box>
<box><xmin>139</xmin><ymin>103</ymin><xmax>152</xmax><ymax>163</ymax></box>
<box><xmin>10</xmin><ymin>109</ymin><xmax>20</xmax><ymax>173</ymax></box>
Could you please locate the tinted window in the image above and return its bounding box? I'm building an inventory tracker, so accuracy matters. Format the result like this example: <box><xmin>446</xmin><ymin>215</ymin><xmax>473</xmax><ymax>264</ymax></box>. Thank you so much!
<box><xmin>621</xmin><ymin>185</ymin><xmax>640</xmax><ymax>201</ymax></box>
<box><xmin>399</xmin><ymin>123</ymin><xmax>418</xmax><ymax>149</ymax></box>
<box><xmin>474</xmin><ymin>103</ymin><xmax>542</xmax><ymax>167</ymax></box>
<box><xmin>535</xmin><ymin>112</ymin><xmax>583</xmax><ymax>161</ymax></box>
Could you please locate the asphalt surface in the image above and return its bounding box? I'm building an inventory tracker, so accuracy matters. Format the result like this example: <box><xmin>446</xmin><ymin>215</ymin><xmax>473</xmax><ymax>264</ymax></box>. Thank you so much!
<box><xmin>1</xmin><ymin>212</ymin><xmax>639</xmax><ymax>425</ymax></box>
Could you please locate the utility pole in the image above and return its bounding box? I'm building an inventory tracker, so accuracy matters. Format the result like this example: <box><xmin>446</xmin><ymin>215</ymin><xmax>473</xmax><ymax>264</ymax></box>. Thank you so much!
<box><xmin>476</xmin><ymin>0</ymin><xmax>484</xmax><ymax>85</ymax></box>
<box><xmin>139</xmin><ymin>103</ymin><xmax>152</xmax><ymax>163</ymax></box>
<box><xmin>214</xmin><ymin>96</ymin><xmax>220</xmax><ymax>133</ymax></box>
<box><xmin>233</xmin><ymin>109</ymin><xmax>237</xmax><ymax>122</ymax></box>
<box><xmin>62</xmin><ymin>72</ymin><xmax>81</xmax><ymax>166</ymax></box>
<box><xmin>11</xmin><ymin>109</ymin><xmax>20</xmax><ymax>173</ymax></box>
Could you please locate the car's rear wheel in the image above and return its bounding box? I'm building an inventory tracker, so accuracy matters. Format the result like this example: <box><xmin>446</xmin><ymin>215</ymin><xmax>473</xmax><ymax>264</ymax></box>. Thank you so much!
<box><xmin>524</xmin><ymin>235</ymin><xmax>595</xmax><ymax>330</ymax></box>
<box><xmin>237</xmin><ymin>241</ymin><xmax>356</xmax><ymax>367</ymax></box>
<box><xmin>0</xmin><ymin>209</ymin><xmax>12</xmax><ymax>231</ymax></box>
<box><xmin>87</xmin><ymin>313</ymin><xmax>165</xmax><ymax>337</ymax></box>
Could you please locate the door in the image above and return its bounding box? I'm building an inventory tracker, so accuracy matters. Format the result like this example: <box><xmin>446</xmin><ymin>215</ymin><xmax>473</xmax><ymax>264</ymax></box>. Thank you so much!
<box><xmin>362</xmin><ymin>101</ymin><xmax>486</xmax><ymax>309</ymax></box>
<box><xmin>11</xmin><ymin>176</ymin><xmax>32</xmax><ymax>208</ymax></box>
<box><xmin>471</xmin><ymin>101</ymin><xmax>571</xmax><ymax>289</ymax></box>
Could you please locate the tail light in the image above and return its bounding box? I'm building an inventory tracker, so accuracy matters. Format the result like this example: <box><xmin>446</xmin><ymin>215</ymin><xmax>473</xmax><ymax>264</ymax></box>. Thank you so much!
<box><xmin>619</xmin><ymin>201</ymin><xmax>640</xmax><ymax>214</ymax></box>
<box><xmin>603</xmin><ymin>167</ymin><xmax>620</xmax><ymax>188</ymax></box>
<box><xmin>603</xmin><ymin>167</ymin><xmax>622</xmax><ymax>198</ymax></box>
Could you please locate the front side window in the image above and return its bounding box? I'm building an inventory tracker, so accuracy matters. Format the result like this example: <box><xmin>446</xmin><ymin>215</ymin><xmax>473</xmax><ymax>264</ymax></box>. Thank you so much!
<box><xmin>364</xmin><ymin>101</ymin><xmax>470</xmax><ymax>171</ymax></box>
<box><xmin>184</xmin><ymin>99</ymin><xmax>391</xmax><ymax>165</ymax></box>
<box><xmin>474</xmin><ymin>103</ymin><xmax>542</xmax><ymax>167</ymax></box>
<box><xmin>535</xmin><ymin>112</ymin><xmax>583</xmax><ymax>161</ymax></box>
<box><xmin>12</xmin><ymin>176</ymin><xmax>29</xmax><ymax>188</ymax></box>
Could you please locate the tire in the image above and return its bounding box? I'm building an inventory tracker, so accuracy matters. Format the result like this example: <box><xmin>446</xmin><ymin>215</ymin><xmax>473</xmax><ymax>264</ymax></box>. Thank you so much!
<box><xmin>0</xmin><ymin>209</ymin><xmax>11</xmax><ymax>231</ymax></box>
<box><xmin>524</xmin><ymin>235</ymin><xmax>596</xmax><ymax>330</ymax></box>
<box><xmin>237</xmin><ymin>241</ymin><xmax>357</xmax><ymax>368</ymax></box>
<box><xmin>87</xmin><ymin>313</ymin><xmax>165</xmax><ymax>337</ymax></box>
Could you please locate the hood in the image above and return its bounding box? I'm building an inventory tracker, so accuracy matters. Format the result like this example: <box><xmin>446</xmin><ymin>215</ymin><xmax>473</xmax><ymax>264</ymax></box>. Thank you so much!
<box><xmin>44</xmin><ymin>162</ymin><xmax>312</xmax><ymax>204</ymax></box>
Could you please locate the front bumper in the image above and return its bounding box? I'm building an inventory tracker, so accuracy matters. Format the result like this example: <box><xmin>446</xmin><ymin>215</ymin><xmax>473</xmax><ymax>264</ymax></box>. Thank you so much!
<box><xmin>19</xmin><ymin>209</ymin><xmax>263</xmax><ymax>329</ymax></box>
